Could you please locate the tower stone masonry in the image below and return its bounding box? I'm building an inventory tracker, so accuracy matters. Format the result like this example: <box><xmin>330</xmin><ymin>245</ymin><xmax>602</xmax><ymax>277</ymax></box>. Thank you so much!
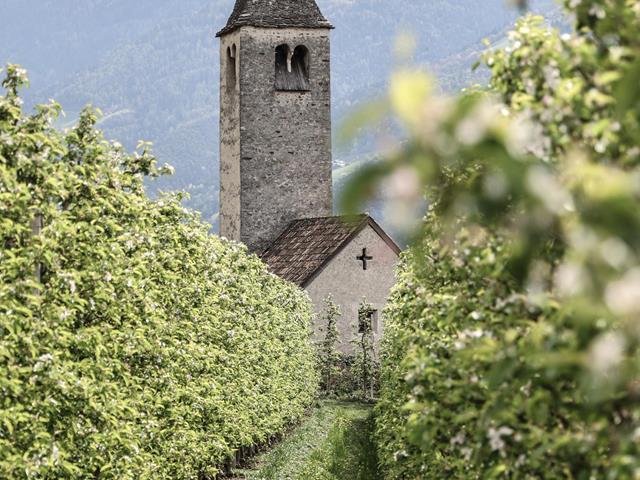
<box><xmin>217</xmin><ymin>0</ymin><xmax>401</xmax><ymax>353</ymax></box>
<box><xmin>218</xmin><ymin>0</ymin><xmax>334</xmax><ymax>253</ymax></box>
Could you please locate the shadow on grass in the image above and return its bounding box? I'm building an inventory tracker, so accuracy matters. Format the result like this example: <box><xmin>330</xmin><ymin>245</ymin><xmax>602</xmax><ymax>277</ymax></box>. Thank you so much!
<box><xmin>235</xmin><ymin>401</ymin><xmax>380</xmax><ymax>480</ymax></box>
<box><xmin>300</xmin><ymin>407</ymin><xmax>380</xmax><ymax>480</ymax></box>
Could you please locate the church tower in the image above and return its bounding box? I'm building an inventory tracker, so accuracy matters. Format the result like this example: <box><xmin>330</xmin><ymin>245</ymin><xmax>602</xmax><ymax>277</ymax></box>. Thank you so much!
<box><xmin>217</xmin><ymin>0</ymin><xmax>334</xmax><ymax>253</ymax></box>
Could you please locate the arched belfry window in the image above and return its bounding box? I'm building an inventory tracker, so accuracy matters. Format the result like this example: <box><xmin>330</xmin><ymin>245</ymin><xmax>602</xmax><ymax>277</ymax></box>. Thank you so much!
<box><xmin>275</xmin><ymin>44</ymin><xmax>310</xmax><ymax>91</ymax></box>
<box><xmin>227</xmin><ymin>44</ymin><xmax>237</xmax><ymax>90</ymax></box>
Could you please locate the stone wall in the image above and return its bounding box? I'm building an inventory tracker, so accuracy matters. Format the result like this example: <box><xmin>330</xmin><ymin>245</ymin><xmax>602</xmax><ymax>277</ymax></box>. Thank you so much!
<box><xmin>219</xmin><ymin>26</ymin><xmax>333</xmax><ymax>253</ymax></box>
<box><xmin>219</xmin><ymin>30</ymin><xmax>242</xmax><ymax>242</ymax></box>
<box><xmin>305</xmin><ymin>225</ymin><xmax>399</xmax><ymax>354</ymax></box>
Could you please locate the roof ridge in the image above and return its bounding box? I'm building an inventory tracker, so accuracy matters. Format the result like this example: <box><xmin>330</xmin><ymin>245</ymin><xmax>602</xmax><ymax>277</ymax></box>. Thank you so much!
<box><xmin>217</xmin><ymin>0</ymin><xmax>333</xmax><ymax>37</ymax></box>
<box><xmin>260</xmin><ymin>214</ymin><xmax>399</xmax><ymax>287</ymax></box>
<box><xmin>290</xmin><ymin>214</ymin><xmax>368</xmax><ymax>222</ymax></box>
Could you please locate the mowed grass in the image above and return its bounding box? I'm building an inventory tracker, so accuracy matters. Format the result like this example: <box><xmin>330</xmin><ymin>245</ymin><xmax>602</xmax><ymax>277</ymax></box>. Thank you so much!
<box><xmin>233</xmin><ymin>401</ymin><xmax>380</xmax><ymax>480</ymax></box>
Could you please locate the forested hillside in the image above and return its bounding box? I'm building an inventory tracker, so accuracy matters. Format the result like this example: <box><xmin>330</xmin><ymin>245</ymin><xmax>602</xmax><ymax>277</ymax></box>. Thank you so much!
<box><xmin>0</xmin><ymin>0</ymin><xmax>559</xmax><ymax>228</ymax></box>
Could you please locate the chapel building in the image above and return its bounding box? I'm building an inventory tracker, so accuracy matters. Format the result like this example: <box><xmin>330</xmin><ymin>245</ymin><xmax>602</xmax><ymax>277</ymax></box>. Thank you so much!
<box><xmin>217</xmin><ymin>0</ymin><xmax>400</xmax><ymax>352</ymax></box>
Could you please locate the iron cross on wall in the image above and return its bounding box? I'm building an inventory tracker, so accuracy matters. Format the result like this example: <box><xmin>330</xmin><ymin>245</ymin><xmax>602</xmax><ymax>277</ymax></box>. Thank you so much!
<box><xmin>357</xmin><ymin>248</ymin><xmax>373</xmax><ymax>270</ymax></box>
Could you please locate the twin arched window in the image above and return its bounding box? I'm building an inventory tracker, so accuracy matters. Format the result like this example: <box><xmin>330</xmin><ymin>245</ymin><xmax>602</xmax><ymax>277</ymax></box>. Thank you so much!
<box><xmin>275</xmin><ymin>44</ymin><xmax>310</xmax><ymax>91</ymax></box>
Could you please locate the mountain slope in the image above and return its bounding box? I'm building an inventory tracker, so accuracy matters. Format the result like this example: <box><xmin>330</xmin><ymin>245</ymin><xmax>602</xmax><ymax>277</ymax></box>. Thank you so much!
<box><xmin>0</xmin><ymin>0</ymin><xmax>559</xmax><ymax>228</ymax></box>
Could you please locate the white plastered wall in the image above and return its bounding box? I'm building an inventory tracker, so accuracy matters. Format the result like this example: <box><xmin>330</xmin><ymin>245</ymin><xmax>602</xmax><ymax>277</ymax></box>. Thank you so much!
<box><xmin>305</xmin><ymin>225</ymin><xmax>399</xmax><ymax>354</ymax></box>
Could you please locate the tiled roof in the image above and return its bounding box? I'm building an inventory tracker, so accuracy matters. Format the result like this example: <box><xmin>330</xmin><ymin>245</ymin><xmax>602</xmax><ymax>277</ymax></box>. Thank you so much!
<box><xmin>261</xmin><ymin>215</ymin><xmax>400</xmax><ymax>287</ymax></box>
<box><xmin>216</xmin><ymin>0</ymin><xmax>333</xmax><ymax>37</ymax></box>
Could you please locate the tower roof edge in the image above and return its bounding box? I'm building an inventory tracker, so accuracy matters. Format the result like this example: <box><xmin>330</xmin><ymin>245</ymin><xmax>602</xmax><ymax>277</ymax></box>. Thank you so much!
<box><xmin>216</xmin><ymin>0</ymin><xmax>334</xmax><ymax>37</ymax></box>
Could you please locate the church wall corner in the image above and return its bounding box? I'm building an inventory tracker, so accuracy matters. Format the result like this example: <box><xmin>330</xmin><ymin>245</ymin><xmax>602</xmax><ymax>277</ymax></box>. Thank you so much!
<box><xmin>219</xmin><ymin>30</ymin><xmax>242</xmax><ymax>242</ymax></box>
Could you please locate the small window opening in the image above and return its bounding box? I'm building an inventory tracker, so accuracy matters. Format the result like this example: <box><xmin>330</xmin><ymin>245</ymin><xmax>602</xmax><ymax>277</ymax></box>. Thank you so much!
<box><xmin>227</xmin><ymin>44</ymin><xmax>237</xmax><ymax>90</ymax></box>
<box><xmin>359</xmin><ymin>310</ymin><xmax>379</xmax><ymax>334</ymax></box>
<box><xmin>275</xmin><ymin>44</ymin><xmax>310</xmax><ymax>91</ymax></box>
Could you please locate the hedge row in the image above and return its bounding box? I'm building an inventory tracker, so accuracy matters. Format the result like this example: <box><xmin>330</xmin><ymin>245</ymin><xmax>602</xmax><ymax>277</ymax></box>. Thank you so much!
<box><xmin>368</xmin><ymin>0</ymin><xmax>640</xmax><ymax>476</ymax></box>
<box><xmin>0</xmin><ymin>67</ymin><xmax>318</xmax><ymax>479</ymax></box>
<box><xmin>375</xmin><ymin>217</ymin><xmax>640</xmax><ymax>479</ymax></box>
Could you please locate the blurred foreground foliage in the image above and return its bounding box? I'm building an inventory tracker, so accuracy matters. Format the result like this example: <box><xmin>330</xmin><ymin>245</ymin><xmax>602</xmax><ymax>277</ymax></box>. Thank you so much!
<box><xmin>0</xmin><ymin>66</ymin><xmax>318</xmax><ymax>479</ymax></box>
<box><xmin>341</xmin><ymin>0</ymin><xmax>640</xmax><ymax>477</ymax></box>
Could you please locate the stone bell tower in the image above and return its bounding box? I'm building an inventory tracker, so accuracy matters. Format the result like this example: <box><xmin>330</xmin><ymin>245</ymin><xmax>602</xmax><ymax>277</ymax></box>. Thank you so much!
<box><xmin>217</xmin><ymin>0</ymin><xmax>334</xmax><ymax>253</ymax></box>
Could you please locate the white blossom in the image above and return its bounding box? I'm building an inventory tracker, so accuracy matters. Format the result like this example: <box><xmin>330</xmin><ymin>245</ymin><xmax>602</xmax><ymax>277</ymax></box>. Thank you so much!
<box><xmin>526</xmin><ymin>165</ymin><xmax>573</xmax><ymax>214</ymax></box>
<box><xmin>588</xmin><ymin>4</ymin><xmax>606</xmax><ymax>19</ymax></box>
<box><xmin>419</xmin><ymin>96</ymin><xmax>454</xmax><ymax>141</ymax></box>
<box><xmin>554</xmin><ymin>263</ymin><xmax>587</xmax><ymax>297</ymax></box>
<box><xmin>594</xmin><ymin>140</ymin><xmax>608</xmax><ymax>154</ymax></box>
<box><xmin>450</xmin><ymin>431</ymin><xmax>466</xmax><ymax>446</ymax></box>
<box><xmin>393</xmin><ymin>449</ymin><xmax>409</xmax><ymax>461</ymax></box>
<box><xmin>588</xmin><ymin>332</ymin><xmax>625</xmax><ymax>376</ymax></box>
<box><xmin>543</xmin><ymin>65</ymin><xmax>561</xmax><ymax>89</ymax></box>
<box><xmin>381</xmin><ymin>166</ymin><xmax>421</xmax><ymax>202</ymax></box>
<box><xmin>600</xmin><ymin>237</ymin><xmax>630</xmax><ymax>269</ymax></box>
<box><xmin>605</xmin><ymin>268</ymin><xmax>640</xmax><ymax>316</ymax></box>
<box><xmin>33</xmin><ymin>353</ymin><xmax>54</xmax><ymax>372</ymax></box>
<box><xmin>13</xmin><ymin>67</ymin><xmax>28</xmax><ymax>80</ymax></box>
<box><xmin>461</xmin><ymin>447</ymin><xmax>473</xmax><ymax>461</ymax></box>
<box><xmin>455</xmin><ymin>99</ymin><xmax>498</xmax><ymax>146</ymax></box>
<box><xmin>38</xmin><ymin>354</ymin><xmax>54</xmax><ymax>363</ymax></box>
<box><xmin>487</xmin><ymin>426</ymin><xmax>514</xmax><ymax>453</ymax></box>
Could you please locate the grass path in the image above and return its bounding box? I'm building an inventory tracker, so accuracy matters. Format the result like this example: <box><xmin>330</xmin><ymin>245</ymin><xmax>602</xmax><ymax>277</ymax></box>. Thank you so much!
<box><xmin>232</xmin><ymin>401</ymin><xmax>380</xmax><ymax>480</ymax></box>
